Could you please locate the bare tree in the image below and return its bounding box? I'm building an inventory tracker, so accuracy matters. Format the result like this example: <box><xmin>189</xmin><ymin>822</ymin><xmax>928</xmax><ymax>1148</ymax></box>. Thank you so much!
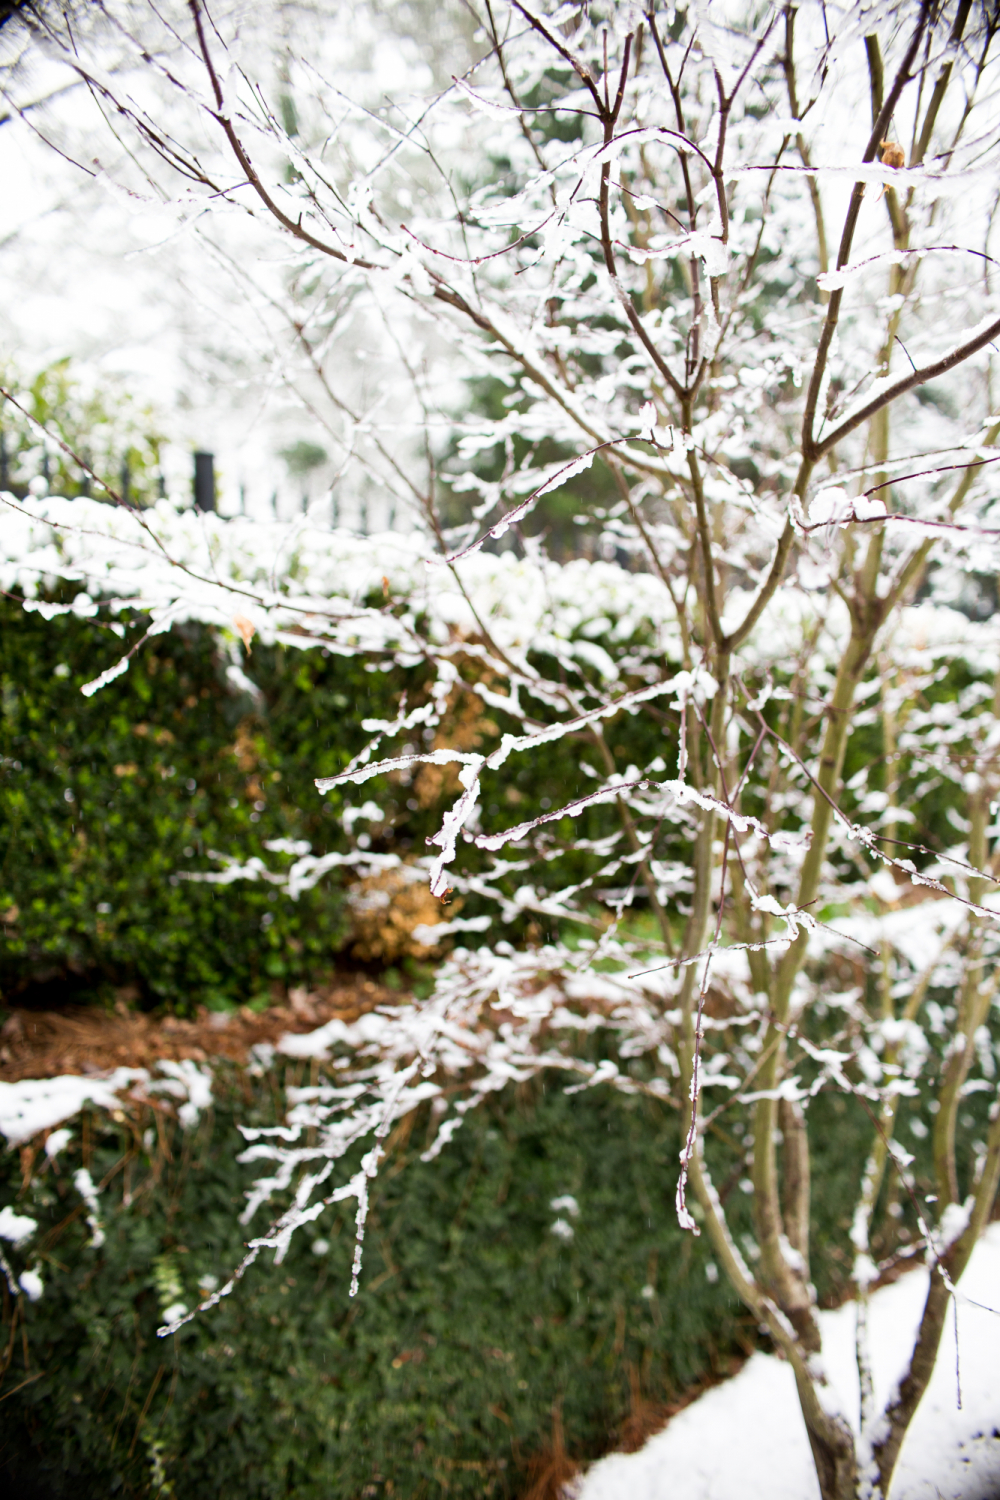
<box><xmin>4</xmin><ymin>2</ymin><xmax>1000</xmax><ymax>1496</ymax></box>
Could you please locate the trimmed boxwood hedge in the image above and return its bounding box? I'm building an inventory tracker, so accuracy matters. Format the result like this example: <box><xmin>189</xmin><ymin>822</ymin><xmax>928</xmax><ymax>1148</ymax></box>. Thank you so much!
<box><xmin>0</xmin><ymin>1069</ymin><xmax>750</xmax><ymax>1498</ymax></box>
<box><xmin>0</xmin><ymin>593</ymin><xmax>675</xmax><ymax>1013</ymax></box>
<box><xmin>0</xmin><ymin>595</ymin><xmax>410</xmax><ymax>1010</ymax></box>
<box><xmin>0</xmin><ymin>1062</ymin><xmax>874</xmax><ymax>1500</ymax></box>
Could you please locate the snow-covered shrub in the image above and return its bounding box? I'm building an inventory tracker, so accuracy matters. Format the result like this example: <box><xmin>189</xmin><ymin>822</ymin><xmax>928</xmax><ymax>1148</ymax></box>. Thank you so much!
<box><xmin>0</xmin><ymin>1061</ymin><xmax>777</xmax><ymax>1498</ymax></box>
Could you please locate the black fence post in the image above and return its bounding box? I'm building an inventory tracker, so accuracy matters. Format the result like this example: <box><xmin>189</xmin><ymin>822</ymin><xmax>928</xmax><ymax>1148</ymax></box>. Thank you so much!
<box><xmin>0</xmin><ymin>430</ymin><xmax>7</xmax><ymax>493</ymax></box>
<box><xmin>120</xmin><ymin>458</ymin><xmax>131</xmax><ymax>506</ymax></box>
<box><xmin>194</xmin><ymin>451</ymin><xmax>216</xmax><ymax>512</ymax></box>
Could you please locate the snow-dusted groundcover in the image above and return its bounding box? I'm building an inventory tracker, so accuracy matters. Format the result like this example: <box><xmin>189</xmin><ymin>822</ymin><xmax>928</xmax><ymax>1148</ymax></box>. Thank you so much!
<box><xmin>0</xmin><ymin>1059</ymin><xmax>214</xmax><ymax>1306</ymax></box>
<box><xmin>4</xmin><ymin>1</ymin><xmax>1000</xmax><ymax>1496</ymax></box>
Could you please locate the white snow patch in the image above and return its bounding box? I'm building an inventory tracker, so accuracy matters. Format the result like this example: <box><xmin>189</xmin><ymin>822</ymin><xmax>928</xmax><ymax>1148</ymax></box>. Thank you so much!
<box><xmin>44</xmin><ymin>1127</ymin><xmax>73</xmax><ymax>1159</ymax></box>
<box><xmin>0</xmin><ymin>1205</ymin><xmax>38</xmax><ymax>1247</ymax></box>
<box><xmin>0</xmin><ymin>1069</ymin><xmax>148</xmax><ymax>1146</ymax></box>
<box><xmin>578</xmin><ymin>1224</ymin><xmax>1000</xmax><ymax>1500</ymax></box>
<box><xmin>146</xmin><ymin>1059</ymin><xmax>214</xmax><ymax>1128</ymax></box>
<box><xmin>0</xmin><ymin>1060</ymin><xmax>213</xmax><ymax>1145</ymax></box>
<box><xmin>18</xmin><ymin>1269</ymin><xmax>44</xmax><ymax>1302</ymax></box>
<box><xmin>73</xmin><ymin>1167</ymin><xmax>105</xmax><ymax>1249</ymax></box>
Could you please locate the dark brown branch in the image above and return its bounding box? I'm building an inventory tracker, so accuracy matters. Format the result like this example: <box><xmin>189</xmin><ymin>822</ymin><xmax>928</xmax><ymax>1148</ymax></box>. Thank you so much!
<box><xmin>187</xmin><ymin>1</ymin><xmax>386</xmax><ymax>271</ymax></box>
<box><xmin>596</xmin><ymin>40</ymin><xmax>686</xmax><ymax>401</ymax></box>
<box><xmin>816</xmin><ymin>312</ymin><xmax>1000</xmax><ymax>457</ymax></box>
<box><xmin>800</xmin><ymin>3</ymin><xmax>932</xmax><ymax>457</ymax></box>
<box><xmin>509</xmin><ymin>0</ymin><xmax>606</xmax><ymax>118</ymax></box>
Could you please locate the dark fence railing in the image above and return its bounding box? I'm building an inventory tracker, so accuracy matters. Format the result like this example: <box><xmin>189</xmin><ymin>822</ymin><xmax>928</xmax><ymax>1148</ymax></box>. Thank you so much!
<box><xmin>193</xmin><ymin>451</ymin><xmax>215</xmax><ymax>512</ymax></box>
<box><xmin>0</xmin><ymin>445</ymin><xmax>216</xmax><ymax>514</ymax></box>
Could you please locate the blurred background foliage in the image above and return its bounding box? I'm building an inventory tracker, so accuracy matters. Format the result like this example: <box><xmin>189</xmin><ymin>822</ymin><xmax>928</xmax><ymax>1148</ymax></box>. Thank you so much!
<box><xmin>439</xmin><ymin>374</ymin><xmax>627</xmax><ymax>564</ymax></box>
<box><xmin>0</xmin><ymin>362</ymin><xmax>165</xmax><ymax>506</ymax></box>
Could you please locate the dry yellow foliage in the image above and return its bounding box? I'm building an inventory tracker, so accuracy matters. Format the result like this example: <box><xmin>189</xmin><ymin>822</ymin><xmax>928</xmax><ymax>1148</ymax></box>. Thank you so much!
<box><xmin>412</xmin><ymin>682</ymin><xmax>498</xmax><ymax>808</ymax></box>
<box><xmin>346</xmin><ymin>866</ymin><xmax>459</xmax><ymax>962</ymax></box>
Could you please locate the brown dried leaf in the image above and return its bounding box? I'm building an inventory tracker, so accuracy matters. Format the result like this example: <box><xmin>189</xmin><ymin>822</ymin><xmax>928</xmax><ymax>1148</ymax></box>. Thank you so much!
<box><xmin>233</xmin><ymin>614</ymin><xmax>256</xmax><ymax>651</ymax></box>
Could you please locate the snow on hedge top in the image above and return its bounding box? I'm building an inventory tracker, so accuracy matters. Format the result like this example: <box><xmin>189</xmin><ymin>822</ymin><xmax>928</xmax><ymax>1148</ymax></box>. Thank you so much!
<box><xmin>0</xmin><ymin>495</ymin><xmax>681</xmax><ymax>668</ymax></box>
<box><xmin>0</xmin><ymin>1061</ymin><xmax>214</xmax><ymax>1146</ymax></box>
<box><xmin>0</xmin><ymin>1069</ymin><xmax>149</xmax><ymax>1147</ymax></box>
<box><xmin>0</xmin><ymin>1205</ymin><xmax>38</xmax><ymax>1247</ymax></box>
<box><xmin>1</xmin><ymin>496</ymin><xmax>997</xmax><ymax>687</ymax></box>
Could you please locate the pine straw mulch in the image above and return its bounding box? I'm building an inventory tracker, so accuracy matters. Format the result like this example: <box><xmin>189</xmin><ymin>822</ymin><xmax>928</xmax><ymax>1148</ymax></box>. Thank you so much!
<box><xmin>0</xmin><ymin>978</ymin><xmax>398</xmax><ymax>1084</ymax></box>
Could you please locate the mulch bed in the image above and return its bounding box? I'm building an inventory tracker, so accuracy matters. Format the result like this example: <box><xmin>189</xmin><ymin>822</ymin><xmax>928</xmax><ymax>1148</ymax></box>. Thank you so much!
<box><xmin>0</xmin><ymin>978</ymin><xmax>400</xmax><ymax>1083</ymax></box>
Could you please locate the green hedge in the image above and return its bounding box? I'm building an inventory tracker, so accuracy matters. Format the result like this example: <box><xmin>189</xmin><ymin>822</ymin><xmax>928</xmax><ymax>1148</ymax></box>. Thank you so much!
<box><xmin>0</xmin><ymin>1051</ymin><xmax>974</xmax><ymax>1496</ymax></box>
<box><xmin>0</xmin><ymin>1069</ymin><xmax>774</xmax><ymax>1499</ymax></box>
<box><xmin>5</xmin><ymin>571</ymin><xmax>976</xmax><ymax>1021</ymax></box>
<box><xmin>0</xmin><ymin>595</ymin><xmax>674</xmax><ymax>1013</ymax></box>
<box><xmin>0</xmin><ymin>597</ymin><xmax>387</xmax><ymax>1009</ymax></box>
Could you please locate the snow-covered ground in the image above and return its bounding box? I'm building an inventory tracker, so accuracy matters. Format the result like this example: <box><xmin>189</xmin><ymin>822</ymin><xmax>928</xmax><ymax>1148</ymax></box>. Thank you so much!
<box><xmin>579</xmin><ymin>1226</ymin><xmax>1000</xmax><ymax>1500</ymax></box>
